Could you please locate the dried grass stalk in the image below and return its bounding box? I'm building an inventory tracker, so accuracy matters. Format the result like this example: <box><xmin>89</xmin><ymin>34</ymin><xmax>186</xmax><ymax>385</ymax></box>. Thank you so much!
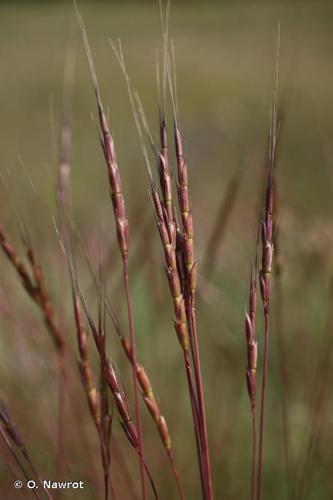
<box><xmin>75</xmin><ymin>6</ymin><xmax>146</xmax><ymax>498</ymax></box>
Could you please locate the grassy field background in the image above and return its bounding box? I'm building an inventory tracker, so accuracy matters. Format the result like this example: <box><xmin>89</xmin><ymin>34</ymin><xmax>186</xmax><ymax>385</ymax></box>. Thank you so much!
<box><xmin>1</xmin><ymin>1</ymin><xmax>333</xmax><ymax>498</ymax></box>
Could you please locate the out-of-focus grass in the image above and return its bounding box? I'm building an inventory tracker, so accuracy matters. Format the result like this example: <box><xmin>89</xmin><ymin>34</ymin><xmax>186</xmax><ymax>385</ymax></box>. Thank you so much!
<box><xmin>1</xmin><ymin>1</ymin><xmax>333</xmax><ymax>499</ymax></box>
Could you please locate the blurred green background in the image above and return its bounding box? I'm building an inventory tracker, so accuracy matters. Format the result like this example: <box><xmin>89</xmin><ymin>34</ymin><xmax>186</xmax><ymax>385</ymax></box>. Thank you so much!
<box><xmin>1</xmin><ymin>1</ymin><xmax>333</xmax><ymax>499</ymax></box>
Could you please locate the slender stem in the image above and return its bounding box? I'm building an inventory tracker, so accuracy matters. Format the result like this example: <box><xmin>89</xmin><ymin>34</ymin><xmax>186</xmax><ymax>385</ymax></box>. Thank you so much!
<box><xmin>183</xmin><ymin>290</ymin><xmax>208</xmax><ymax>498</ymax></box>
<box><xmin>0</xmin><ymin>427</ymin><xmax>41</xmax><ymax>500</ymax></box>
<box><xmin>142</xmin><ymin>457</ymin><xmax>159</xmax><ymax>500</ymax></box>
<box><xmin>22</xmin><ymin>451</ymin><xmax>54</xmax><ymax>500</ymax></box>
<box><xmin>104</xmin><ymin>475</ymin><xmax>109</xmax><ymax>500</ymax></box>
<box><xmin>183</xmin><ymin>348</ymin><xmax>206</xmax><ymax>498</ymax></box>
<box><xmin>274</xmin><ymin>212</ymin><xmax>292</xmax><ymax>500</ymax></box>
<box><xmin>167</xmin><ymin>450</ymin><xmax>186</xmax><ymax>500</ymax></box>
<box><xmin>275</xmin><ymin>309</ymin><xmax>292</xmax><ymax>500</ymax></box>
<box><xmin>99</xmin><ymin>428</ymin><xmax>116</xmax><ymax>500</ymax></box>
<box><xmin>257</xmin><ymin>311</ymin><xmax>269</xmax><ymax>500</ymax></box>
<box><xmin>189</xmin><ymin>303</ymin><xmax>213</xmax><ymax>500</ymax></box>
<box><xmin>123</xmin><ymin>257</ymin><xmax>147</xmax><ymax>500</ymax></box>
<box><xmin>251</xmin><ymin>408</ymin><xmax>257</xmax><ymax>500</ymax></box>
<box><xmin>97</xmin><ymin>428</ymin><xmax>110</xmax><ymax>500</ymax></box>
